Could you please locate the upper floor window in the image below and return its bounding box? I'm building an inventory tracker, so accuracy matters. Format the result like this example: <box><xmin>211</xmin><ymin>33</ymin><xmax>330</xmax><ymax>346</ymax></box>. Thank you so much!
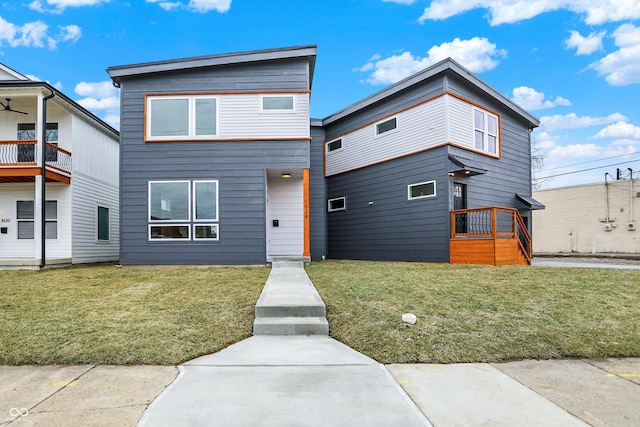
<box><xmin>473</xmin><ymin>109</ymin><xmax>498</xmax><ymax>155</ymax></box>
<box><xmin>17</xmin><ymin>123</ymin><xmax>59</xmax><ymax>162</ymax></box>
<box><xmin>261</xmin><ymin>95</ymin><xmax>295</xmax><ymax>111</ymax></box>
<box><xmin>146</xmin><ymin>95</ymin><xmax>217</xmax><ymax>141</ymax></box>
<box><xmin>375</xmin><ymin>117</ymin><xmax>397</xmax><ymax>136</ymax></box>
<box><xmin>326</xmin><ymin>138</ymin><xmax>343</xmax><ymax>153</ymax></box>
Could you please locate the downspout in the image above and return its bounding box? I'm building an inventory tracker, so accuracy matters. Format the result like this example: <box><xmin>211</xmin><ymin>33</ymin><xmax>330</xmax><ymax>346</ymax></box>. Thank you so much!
<box><xmin>40</xmin><ymin>89</ymin><xmax>55</xmax><ymax>269</ymax></box>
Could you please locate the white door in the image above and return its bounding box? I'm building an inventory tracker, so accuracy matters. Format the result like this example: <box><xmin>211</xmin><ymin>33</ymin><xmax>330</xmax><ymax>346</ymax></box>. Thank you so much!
<box><xmin>266</xmin><ymin>170</ymin><xmax>303</xmax><ymax>257</ymax></box>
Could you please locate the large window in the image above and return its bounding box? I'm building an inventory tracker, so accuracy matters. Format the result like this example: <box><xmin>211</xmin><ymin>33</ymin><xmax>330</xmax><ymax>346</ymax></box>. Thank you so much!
<box><xmin>146</xmin><ymin>96</ymin><xmax>217</xmax><ymax>140</ymax></box>
<box><xmin>16</xmin><ymin>200</ymin><xmax>57</xmax><ymax>239</ymax></box>
<box><xmin>474</xmin><ymin>109</ymin><xmax>499</xmax><ymax>155</ymax></box>
<box><xmin>148</xmin><ymin>180</ymin><xmax>219</xmax><ymax>241</ymax></box>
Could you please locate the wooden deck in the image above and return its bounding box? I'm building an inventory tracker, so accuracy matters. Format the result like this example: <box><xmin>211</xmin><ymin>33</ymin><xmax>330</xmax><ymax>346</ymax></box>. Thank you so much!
<box><xmin>450</xmin><ymin>207</ymin><xmax>531</xmax><ymax>266</ymax></box>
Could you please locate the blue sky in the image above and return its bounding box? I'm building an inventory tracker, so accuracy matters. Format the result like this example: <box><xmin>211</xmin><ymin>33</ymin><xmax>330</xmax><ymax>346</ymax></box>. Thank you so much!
<box><xmin>1</xmin><ymin>0</ymin><xmax>639</xmax><ymax>188</ymax></box>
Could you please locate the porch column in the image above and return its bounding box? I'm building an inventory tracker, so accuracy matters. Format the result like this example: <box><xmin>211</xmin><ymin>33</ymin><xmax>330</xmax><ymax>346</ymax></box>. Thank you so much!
<box><xmin>34</xmin><ymin>92</ymin><xmax>44</xmax><ymax>262</ymax></box>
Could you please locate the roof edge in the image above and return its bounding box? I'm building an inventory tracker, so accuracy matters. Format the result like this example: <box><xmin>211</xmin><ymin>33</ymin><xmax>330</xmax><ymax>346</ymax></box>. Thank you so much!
<box><xmin>108</xmin><ymin>45</ymin><xmax>317</xmax><ymax>84</ymax></box>
<box><xmin>322</xmin><ymin>57</ymin><xmax>539</xmax><ymax>128</ymax></box>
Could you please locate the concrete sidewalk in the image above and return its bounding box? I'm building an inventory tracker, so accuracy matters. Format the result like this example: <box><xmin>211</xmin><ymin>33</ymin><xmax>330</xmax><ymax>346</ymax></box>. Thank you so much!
<box><xmin>1</xmin><ymin>347</ymin><xmax>639</xmax><ymax>426</ymax></box>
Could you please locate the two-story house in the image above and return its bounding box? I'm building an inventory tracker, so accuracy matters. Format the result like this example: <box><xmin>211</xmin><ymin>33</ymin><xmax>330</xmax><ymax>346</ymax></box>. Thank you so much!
<box><xmin>108</xmin><ymin>45</ymin><xmax>542</xmax><ymax>266</ymax></box>
<box><xmin>0</xmin><ymin>64</ymin><xmax>119</xmax><ymax>267</ymax></box>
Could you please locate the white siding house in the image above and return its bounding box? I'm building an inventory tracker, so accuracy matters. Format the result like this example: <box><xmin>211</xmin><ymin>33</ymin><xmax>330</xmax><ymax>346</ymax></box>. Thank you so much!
<box><xmin>0</xmin><ymin>64</ymin><xmax>120</xmax><ymax>267</ymax></box>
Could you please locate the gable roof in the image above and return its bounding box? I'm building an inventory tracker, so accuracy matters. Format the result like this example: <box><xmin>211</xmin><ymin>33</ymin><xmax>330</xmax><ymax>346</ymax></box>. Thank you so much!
<box><xmin>0</xmin><ymin>79</ymin><xmax>119</xmax><ymax>139</ymax></box>
<box><xmin>107</xmin><ymin>45</ymin><xmax>318</xmax><ymax>89</ymax></box>
<box><xmin>0</xmin><ymin>64</ymin><xmax>30</xmax><ymax>81</ymax></box>
<box><xmin>322</xmin><ymin>57</ymin><xmax>539</xmax><ymax>129</ymax></box>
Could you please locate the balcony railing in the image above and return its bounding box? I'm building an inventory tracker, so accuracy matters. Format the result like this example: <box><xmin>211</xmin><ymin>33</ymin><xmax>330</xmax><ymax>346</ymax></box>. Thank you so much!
<box><xmin>0</xmin><ymin>140</ymin><xmax>71</xmax><ymax>175</ymax></box>
<box><xmin>451</xmin><ymin>206</ymin><xmax>532</xmax><ymax>265</ymax></box>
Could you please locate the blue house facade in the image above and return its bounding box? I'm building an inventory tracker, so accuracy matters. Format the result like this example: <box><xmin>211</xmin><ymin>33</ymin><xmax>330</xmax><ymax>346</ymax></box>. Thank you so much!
<box><xmin>108</xmin><ymin>45</ymin><xmax>540</xmax><ymax>265</ymax></box>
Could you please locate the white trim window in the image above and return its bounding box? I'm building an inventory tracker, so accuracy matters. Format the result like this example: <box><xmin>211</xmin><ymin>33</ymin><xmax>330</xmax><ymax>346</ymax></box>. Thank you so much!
<box><xmin>408</xmin><ymin>181</ymin><xmax>436</xmax><ymax>200</ymax></box>
<box><xmin>16</xmin><ymin>200</ymin><xmax>57</xmax><ymax>239</ymax></box>
<box><xmin>261</xmin><ymin>95</ymin><xmax>295</xmax><ymax>112</ymax></box>
<box><xmin>328</xmin><ymin>196</ymin><xmax>346</xmax><ymax>212</ymax></box>
<box><xmin>148</xmin><ymin>180</ymin><xmax>219</xmax><ymax>241</ymax></box>
<box><xmin>326</xmin><ymin>138</ymin><xmax>343</xmax><ymax>153</ymax></box>
<box><xmin>146</xmin><ymin>95</ymin><xmax>218</xmax><ymax>140</ymax></box>
<box><xmin>375</xmin><ymin>116</ymin><xmax>398</xmax><ymax>136</ymax></box>
<box><xmin>473</xmin><ymin>108</ymin><xmax>499</xmax><ymax>155</ymax></box>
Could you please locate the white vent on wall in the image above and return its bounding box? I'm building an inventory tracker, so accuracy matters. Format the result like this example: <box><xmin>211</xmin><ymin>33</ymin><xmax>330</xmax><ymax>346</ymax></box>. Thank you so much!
<box><xmin>628</xmin><ymin>221</ymin><xmax>636</xmax><ymax>231</ymax></box>
<box><xmin>604</xmin><ymin>223</ymin><xmax>613</xmax><ymax>231</ymax></box>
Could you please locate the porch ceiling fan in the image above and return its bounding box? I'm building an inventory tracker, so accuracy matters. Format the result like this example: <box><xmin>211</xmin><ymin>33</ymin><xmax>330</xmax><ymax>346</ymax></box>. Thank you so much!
<box><xmin>0</xmin><ymin>98</ymin><xmax>28</xmax><ymax>115</ymax></box>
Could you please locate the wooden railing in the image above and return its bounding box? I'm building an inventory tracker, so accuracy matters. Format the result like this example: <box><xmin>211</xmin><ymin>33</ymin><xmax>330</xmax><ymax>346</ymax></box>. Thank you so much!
<box><xmin>0</xmin><ymin>140</ymin><xmax>71</xmax><ymax>175</ymax></box>
<box><xmin>451</xmin><ymin>207</ymin><xmax>532</xmax><ymax>265</ymax></box>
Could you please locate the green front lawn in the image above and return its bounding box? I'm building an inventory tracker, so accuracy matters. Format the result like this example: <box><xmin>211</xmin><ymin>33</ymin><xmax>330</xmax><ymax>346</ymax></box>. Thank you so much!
<box><xmin>307</xmin><ymin>260</ymin><xmax>640</xmax><ymax>363</ymax></box>
<box><xmin>1</xmin><ymin>260</ymin><xmax>638</xmax><ymax>365</ymax></box>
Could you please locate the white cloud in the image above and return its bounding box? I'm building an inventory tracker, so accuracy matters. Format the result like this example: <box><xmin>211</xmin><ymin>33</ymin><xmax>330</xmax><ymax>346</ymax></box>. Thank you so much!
<box><xmin>146</xmin><ymin>0</ymin><xmax>231</xmax><ymax>13</ymax></box>
<box><xmin>511</xmin><ymin>86</ymin><xmax>571</xmax><ymax>111</ymax></box>
<box><xmin>358</xmin><ymin>37</ymin><xmax>506</xmax><ymax>85</ymax></box>
<box><xmin>549</xmin><ymin>143</ymin><xmax>601</xmax><ymax>158</ymax></box>
<box><xmin>418</xmin><ymin>0</ymin><xmax>640</xmax><ymax>26</ymax></box>
<box><xmin>58</xmin><ymin>25</ymin><xmax>81</xmax><ymax>43</ymax></box>
<box><xmin>74</xmin><ymin>81</ymin><xmax>120</xmax><ymax>128</ymax></box>
<box><xmin>589</xmin><ymin>23</ymin><xmax>640</xmax><ymax>86</ymax></box>
<box><xmin>75</xmin><ymin>81</ymin><xmax>118</xmax><ymax>98</ymax></box>
<box><xmin>0</xmin><ymin>16</ymin><xmax>81</xmax><ymax>50</ymax></box>
<box><xmin>539</xmin><ymin>112</ymin><xmax>628</xmax><ymax>131</ymax></box>
<box><xmin>29</xmin><ymin>0</ymin><xmax>110</xmax><ymax>13</ymax></box>
<box><xmin>593</xmin><ymin>121</ymin><xmax>640</xmax><ymax>139</ymax></box>
<box><xmin>565</xmin><ymin>30</ymin><xmax>605</xmax><ymax>55</ymax></box>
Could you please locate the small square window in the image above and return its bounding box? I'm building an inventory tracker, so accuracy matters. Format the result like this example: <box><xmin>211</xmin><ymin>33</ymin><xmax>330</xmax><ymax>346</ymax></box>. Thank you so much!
<box><xmin>326</xmin><ymin>138</ymin><xmax>343</xmax><ymax>153</ymax></box>
<box><xmin>194</xmin><ymin>224</ymin><xmax>219</xmax><ymax>240</ymax></box>
<box><xmin>328</xmin><ymin>197</ymin><xmax>346</xmax><ymax>212</ymax></box>
<box><xmin>408</xmin><ymin>181</ymin><xmax>436</xmax><ymax>200</ymax></box>
<box><xmin>375</xmin><ymin>117</ymin><xmax>397</xmax><ymax>135</ymax></box>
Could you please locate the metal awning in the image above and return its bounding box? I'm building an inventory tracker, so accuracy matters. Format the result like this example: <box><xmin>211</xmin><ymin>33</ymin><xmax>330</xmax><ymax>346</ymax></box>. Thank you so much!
<box><xmin>516</xmin><ymin>193</ymin><xmax>545</xmax><ymax>210</ymax></box>
<box><xmin>448</xmin><ymin>155</ymin><xmax>487</xmax><ymax>177</ymax></box>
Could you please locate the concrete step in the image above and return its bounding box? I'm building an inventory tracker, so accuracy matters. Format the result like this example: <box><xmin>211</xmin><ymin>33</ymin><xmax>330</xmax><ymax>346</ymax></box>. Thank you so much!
<box><xmin>253</xmin><ymin>316</ymin><xmax>329</xmax><ymax>336</ymax></box>
<box><xmin>271</xmin><ymin>261</ymin><xmax>305</xmax><ymax>269</ymax></box>
<box><xmin>256</xmin><ymin>303</ymin><xmax>326</xmax><ymax>318</ymax></box>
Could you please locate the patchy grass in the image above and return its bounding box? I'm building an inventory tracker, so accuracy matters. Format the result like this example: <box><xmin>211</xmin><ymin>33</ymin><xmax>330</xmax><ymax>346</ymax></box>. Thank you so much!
<box><xmin>0</xmin><ymin>264</ymin><xmax>268</xmax><ymax>365</ymax></box>
<box><xmin>2</xmin><ymin>260</ymin><xmax>639</xmax><ymax>365</ymax></box>
<box><xmin>306</xmin><ymin>260</ymin><xmax>640</xmax><ymax>364</ymax></box>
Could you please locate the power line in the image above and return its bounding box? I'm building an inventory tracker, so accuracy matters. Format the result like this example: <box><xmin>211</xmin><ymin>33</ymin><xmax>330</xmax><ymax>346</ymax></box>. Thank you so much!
<box><xmin>538</xmin><ymin>158</ymin><xmax>640</xmax><ymax>179</ymax></box>
<box><xmin>538</xmin><ymin>151</ymin><xmax>638</xmax><ymax>172</ymax></box>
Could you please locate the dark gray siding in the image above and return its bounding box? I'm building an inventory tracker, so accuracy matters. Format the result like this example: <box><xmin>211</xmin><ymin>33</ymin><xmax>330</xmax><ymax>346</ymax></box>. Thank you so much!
<box><xmin>119</xmin><ymin>58</ymin><xmax>311</xmax><ymax>265</ymax></box>
<box><xmin>326</xmin><ymin>147</ymin><xmax>450</xmax><ymax>262</ymax></box>
<box><xmin>309</xmin><ymin>125</ymin><xmax>326</xmax><ymax>259</ymax></box>
<box><xmin>120</xmin><ymin>140</ymin><xmax>309</xmax><ymax>265</ymax></box>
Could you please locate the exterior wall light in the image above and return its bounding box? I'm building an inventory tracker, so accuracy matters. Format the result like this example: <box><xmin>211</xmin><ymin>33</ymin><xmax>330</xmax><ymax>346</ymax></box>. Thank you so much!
<box><xmin>281</xmin><ymin>173</ymin><xmax>292</xmax><ymax>179</ymax></box>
